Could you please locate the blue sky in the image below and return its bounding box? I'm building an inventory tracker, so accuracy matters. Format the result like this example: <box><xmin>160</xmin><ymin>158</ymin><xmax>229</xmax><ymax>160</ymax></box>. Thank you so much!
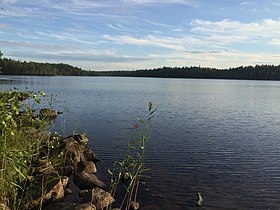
<box><xmin>0</xmin><ymin>0</ymin><xmax>280</xmax><ymax>71</ymax></box>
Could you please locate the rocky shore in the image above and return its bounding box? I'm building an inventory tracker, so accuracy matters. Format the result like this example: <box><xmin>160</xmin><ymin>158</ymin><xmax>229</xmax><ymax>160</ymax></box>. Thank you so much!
<box><xmin>0</xmin><ymin>131</ymin><xmax>118</xmax><ymax>210</ymax></box>
<box><xmin>35</xmin><ymin>133</ymin><xmax>117</xmax><ymax>210</ymax></box>
<box><xmin>0</xmin><ymin>105</ymin><xmax>154</xmax><ymax>210</ymax></box>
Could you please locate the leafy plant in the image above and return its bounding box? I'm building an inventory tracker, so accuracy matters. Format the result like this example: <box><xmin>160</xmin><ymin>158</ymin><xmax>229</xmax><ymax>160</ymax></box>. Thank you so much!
<box><xmin>108</xmin><ymin>102</ymin><xmax>158</xmax><ymax>210</ymax></box>
<box><xmin>0</xmin><ymin>89</ymin><xmax>56</xmax><ymax>209</ymax></box>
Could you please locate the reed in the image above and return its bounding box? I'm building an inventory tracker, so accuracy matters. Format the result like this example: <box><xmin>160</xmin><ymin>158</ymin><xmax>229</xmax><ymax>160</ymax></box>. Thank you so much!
<box><xmin>108</xmin><ymin>102</ymin><xmax>158</xmax><ymax>210</ymax></box>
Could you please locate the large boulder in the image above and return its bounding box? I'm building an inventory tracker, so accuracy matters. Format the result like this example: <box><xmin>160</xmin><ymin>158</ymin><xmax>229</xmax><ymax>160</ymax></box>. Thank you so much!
<box><xmin>28</xmin><ymin>172</ymin><xmax>65</xmax><ymax>209</ymax></box>
<box><xmin>79</xmin><ymin>188</ymin><xmax>114</xmax><ymax>210</ymax></box>
<box><xmin>72</xmin><ymin>134</ymin><xmax>89</xmax><ymax>145</ymax></box>
<box><xmin>81</xmin><ymin>147</ymin><xmax>100</xmax><ymax>163</ymax></box>
<box><xmin>73</xmin><ymin>172</ymin><xmax>105</xmax><ymax>189</ymax></box>
<box><xmin>63</xmin><ymin>138</ymin><xmax>82</xmax><ymax>166</ymax></box>
<box><xmin>77</xmin><ymin>160</ymin><xmax>97</xmax><ymax>174</ymax></box>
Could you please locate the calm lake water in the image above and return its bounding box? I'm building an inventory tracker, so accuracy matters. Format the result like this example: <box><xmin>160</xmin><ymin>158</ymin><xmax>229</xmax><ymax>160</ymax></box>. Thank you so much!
<box><xmin>1</xmin><ymin>75</ymin><xmax>280</xmax><ymax>209</ymax></box>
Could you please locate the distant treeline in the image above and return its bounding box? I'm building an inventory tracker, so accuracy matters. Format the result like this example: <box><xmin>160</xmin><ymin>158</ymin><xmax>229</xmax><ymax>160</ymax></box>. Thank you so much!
<box><xmin>1</xmin><ymin>53</ymin><xmax>280</xmax><ymax>80</ymax></box>
<box><xmin>0</xmin><ymin>58</ymin><xmax>88</xmax><ymax>76</ymax></box>
<box><xmin>94</xmin><ymin>65</ymin><xmax>280</xmax><ymax>80</ymax></box>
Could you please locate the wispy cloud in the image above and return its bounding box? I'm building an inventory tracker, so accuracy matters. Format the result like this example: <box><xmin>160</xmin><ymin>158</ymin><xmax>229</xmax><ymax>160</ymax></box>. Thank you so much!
<box><xmin>143</xmin><ymin>19</ymin><xmax>172</xmax><ymax>27</ymax></box>
<box><xmin>35</xmin><ymin>31</ymin><xmax>94</xmax><ymax>45</ymax></box>
<box><xmin>103</xmin><ymin>34</ymin><xmax>190</xmax><ymax>51</ymax></box>
<box><xmin>120</xmin><ymin>0</ymin><xmax>195</xmax><ymax>5</ymax></box>
<box><xmin>239</xmin><ymin>1</ymin><xmax>252</xmax><ymax>6</ymax></box>
<box><xmin>8</xmin><ymin>48</ymin><xmax>150</xmax><ymax>65</ymax></box>
<box><xmin>173</xmin><ymin>28</ymin><xmax>183</xmax><ymax>32</ymax></box>
<box><xmin>0</xmin><ymin>40</ymin><xmax>77</xmax><ymax>50</ymax></box>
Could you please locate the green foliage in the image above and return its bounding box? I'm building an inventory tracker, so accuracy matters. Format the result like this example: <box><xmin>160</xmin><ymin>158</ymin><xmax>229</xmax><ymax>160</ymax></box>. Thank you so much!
<box><xmin>94</xmin><ymin>65</ymin><xmax>280</xmax><ymax>80</ymax></box>
<box><xmin>0</xmin><ymin>89</ymin><xmax>54</xmax><ymax>209</ymax></box>
<box><xmin>0</xmin><ymin>57</ymin><xmax>87</xmax><ymax>76</ymax></box>
<box><xmin>108</xmin><ymin>102</ymin><xmax>158</xmax><ymax>210</ymax></box>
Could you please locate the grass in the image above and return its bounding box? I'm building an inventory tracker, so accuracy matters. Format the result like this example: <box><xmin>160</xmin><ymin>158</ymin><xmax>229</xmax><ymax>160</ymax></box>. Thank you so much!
<box><xmin>108</xmin><ymin>102</ymin><xmax>158</xmax><ymax>210</ymax></box>
<box><xmin>0</xmin><ymin>89</ymin><xmax>57</xmax><ymax>209</ymax></box>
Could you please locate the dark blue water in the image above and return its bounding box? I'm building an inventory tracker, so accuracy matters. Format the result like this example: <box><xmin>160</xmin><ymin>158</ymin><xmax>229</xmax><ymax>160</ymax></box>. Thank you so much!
<box><xmin>1</xmin><ymin>76</ymin><xmax>280</xmax><ymax>209</ymax></box>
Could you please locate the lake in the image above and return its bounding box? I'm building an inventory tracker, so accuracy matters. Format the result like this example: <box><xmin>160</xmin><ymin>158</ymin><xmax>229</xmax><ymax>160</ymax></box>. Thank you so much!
<box><xmin>1</xmin><ymin>75</ymin><xmax>280</xmax><ymax>209</ymax></box>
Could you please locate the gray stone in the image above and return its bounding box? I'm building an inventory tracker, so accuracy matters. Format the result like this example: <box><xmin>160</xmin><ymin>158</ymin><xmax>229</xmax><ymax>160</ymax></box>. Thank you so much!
<box><xmin>40</xmin><ymin>108</ymin><xmax>62</xmax><ymax>119</ymax></box>
<box><xmin>28</xmin><ymin>173</ymin><xmax>65</xmax><ymax>209</ymax></box>
<box><xmin>77</xmin><ymin>161</ymin><xmax>97</xmax><ymax>174</ymax></box>
<box><xmin>75</xmin><ymin>203</ymin><xmax>96</xmax><ymax>210</ymax></box>
<box><xmin>74</xmin><ymin>172</ymin><xmax>105</xmax><ymax>189</ymax></box>
<box><xmin>64</xmin><ymin>188</ymin><xmax>73</xmax><ymax>195</ymax></box>
<box><xmin>36</xmin><ymin>160</ymin><xmax>57</xmax><ymax>175</ymax></box>
<box><xmin>73</xmin><ymin>134</ymin><xmax>89</xmax><ymax>145</ymax></box>
<box><xmin>61</xmin><ymin>176</ymin><xmax>69</xmax><ymax>188</ymax></box>
<box><xmin>81</xmin><ymin>147</ymin><xmax>100</xmax><ymax>163</ymax></box>
<box><xmin>79</xmin><ymin>188</ymin><xmax>114</xmax><ymax>210</ymax></box>
<box><xmin>64</xmin><ymin>138</ymin><xmax>82</xmax><ymax>165</ymax></box>
<box><xmin>43</xmin><ymin>202</ymin><xmax>77</xmax><ymax>210</ymax></box>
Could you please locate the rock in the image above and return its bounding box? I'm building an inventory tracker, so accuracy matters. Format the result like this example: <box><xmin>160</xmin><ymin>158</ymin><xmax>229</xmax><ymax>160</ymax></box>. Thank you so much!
<box><xmin>74</xmin><ymin>172</ymin><xmax>105</xmax><ymax>189</ymax></box>
<box><xmin>81</xmin><ymin>147</ymin><xmax>100</xmax><ymax>163</ymax></box>
<box><xmin>0</xmin><ymin>203</ymin><xmax>10</xmax><ymax>210</ymax></box>
<box><xmin>36</xmin><ymin>159</ymin><xmax>57</xmax><ymax>174</ymax></box>
<box><xmin>77</xmin><ymin>160</ymin><xmax>97</xmax><ymax>174</ymax></box>
<box><xmin>75</xmin><ymin>203</ymin><xmax>96</xmax><ymax>210</ymax></box>
<box><xmin>41</xmin><ymin>173</ymin><xmax>64</xmax><ymax>202</ymax></box>
<box><xmin>61</xmin><ymin>176</ymin><xmax>69</xmax><ymax>188</ymax></box>
<box><xmin>64</xmin><ymin>138</ymin><xmax>82</xmax><ymax>166</ymax></box>
<box><xmin>79</xmin><ymin>188</ymin><xmax>114</xmax><ymax>210</ymax></box>
<box><xmin>43</xmin><ymin>202</ymin><xmax>77</xmax><ymax>210</ymax></box>
<box><xmin>28</xmin><ymin>173</ymin><xmax>65</xmax><ymax>209</ymax></box>
<box><xmin>40</xmin><ymin>108</ymin><xmax>62</xmax><ymax>119</ymax></box>
<box><xmin>45</xmin><ymin>203</ymin><xmax>95</xmax><ymax>210</ymax></box>
<box><xmin>72</xmin><ymin>134</ymin><xmax>89</xmax><ymax>145</ymax></box>
<box><xmin>63</xmin><ymin>166</ymin><xmax>74</xmax><ymax>177</ymax></box>
<box><xmin>64</xmin><ymin>188</ymin><xmax>73</xmax><ymax>195</ymax></box>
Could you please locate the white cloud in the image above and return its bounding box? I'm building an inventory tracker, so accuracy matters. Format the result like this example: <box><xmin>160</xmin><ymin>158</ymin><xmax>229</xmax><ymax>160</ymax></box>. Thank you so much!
<box><xmin>103</xmin><ymin>18</ymin><xmax>280</xmax><ymax>53</ymax></box>
<box><xmin>239</xmin><ymin>1</ymin><xmax>252</xmax><ymax>6</ymax></box>
<box><xmin>103</xmin><ymin>34</ymin><xmax>191</xmax><ymax>51</ymax></box>
<box><xmin>173</xmin><ymin>28</ymin><xmax>183</xmax><ymax>32</ymax></box>
<box><xmin>143</xmin><ymin>19</ymin><xmax>171</xmax><ymax>27</ymax></box>
<box><xmin>120</xmin><ymin>0</ymin><xmax>195</xmax><ymax>5</ymax></box>
<box><xmin>35</xmin><ymin>31</ymin><xmax>94</xmax><ymax>45</ymax></box>
<box><xmin>148</xmin><ymin>49</ymin><xmax>280</xmax><ymax>68</ymax></box>
<box><xmin>191</xmin><ymin>18</ymin><xmax>280</xmax><ymax>46</ymax></box>
<box><xmin>270</xmin><ymin>39</ymin><xmax>280</xmax><ymax>46</ymax></box>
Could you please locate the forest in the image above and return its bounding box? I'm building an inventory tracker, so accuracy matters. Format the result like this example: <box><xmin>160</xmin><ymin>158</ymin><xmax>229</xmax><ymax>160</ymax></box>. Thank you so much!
<box><xmin>1</xmin><ymin>50</ymin><xmax>280</xmax><ymax>80</ymax></box>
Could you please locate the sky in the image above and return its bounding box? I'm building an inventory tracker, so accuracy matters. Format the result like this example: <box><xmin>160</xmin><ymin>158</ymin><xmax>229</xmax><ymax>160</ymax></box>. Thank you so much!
<box><xmin>0</xmin><ymin>0</ymin><xmax>280</xmax><ymax>71</ymax></box>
